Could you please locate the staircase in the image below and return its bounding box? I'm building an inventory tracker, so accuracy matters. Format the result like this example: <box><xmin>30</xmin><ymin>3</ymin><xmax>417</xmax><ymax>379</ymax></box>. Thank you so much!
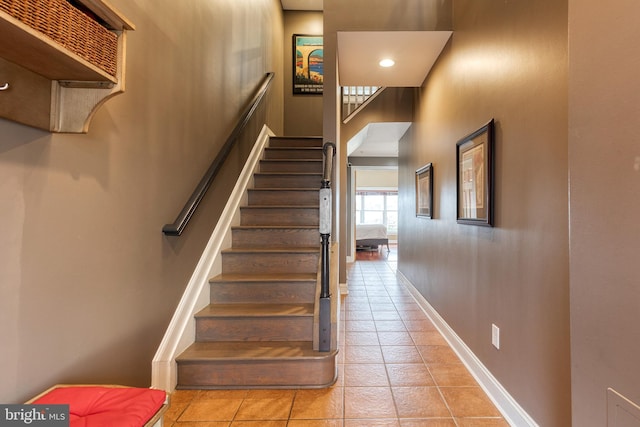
<box><xmin>176</xmin><ymin>136</ymin><xmax>338</xmax><ymax>389</ymax></box>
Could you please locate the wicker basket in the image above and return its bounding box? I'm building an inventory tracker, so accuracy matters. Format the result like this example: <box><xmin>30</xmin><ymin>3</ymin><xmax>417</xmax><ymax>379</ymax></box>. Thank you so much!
<box><xmin>0</xmin><ymin>0</ymin><xmax>118</xmax><ymax>77</ymax></box>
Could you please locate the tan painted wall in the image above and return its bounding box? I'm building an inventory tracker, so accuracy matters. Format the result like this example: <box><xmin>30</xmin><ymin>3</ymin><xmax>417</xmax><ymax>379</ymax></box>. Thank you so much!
<box><xmin>342</xmin><ymin>87</ymin><xmax>415</xmax><ymax>145</ymax></box>
<box><xmin>397</xmin><ymin>0</ymin><xmax>570</xmax><ymax>425</ymax></box>
<box><xmin>355</xmin><ymin>169</ymin><xmax>398</xmax><ymax>189</ymax></box>
<box><xmin>283</xmin><ymin>11</ymin><xmax>323</xmax><ymax>136</ymax></box>
<box><xmin>569</xmin><ymin>0</ymin><xmax>640</xmax><ymax>425</ymax></box>
<box><xmin>0</xmin><ymin>0</ymin><xmax>283</xmax><ymax>403</ymax></box>
<box><xmin>323</xmin><ymin>0</ymin><xmax>452</xmax><ymax>284</ymax></box>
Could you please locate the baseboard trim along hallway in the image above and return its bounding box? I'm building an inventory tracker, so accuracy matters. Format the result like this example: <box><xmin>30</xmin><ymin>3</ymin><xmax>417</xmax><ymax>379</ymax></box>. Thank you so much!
<box><xmin>396</xmin><ymin>270</ymin><xmax>539</xmax><ymax>427</ymax></box>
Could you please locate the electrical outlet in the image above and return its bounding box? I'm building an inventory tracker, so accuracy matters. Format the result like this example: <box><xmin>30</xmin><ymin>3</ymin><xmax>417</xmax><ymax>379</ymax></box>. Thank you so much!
<box><xmin>492</xmin><ymin>324</ymin><xmax>500</xmax><ymax>350</ymax></box>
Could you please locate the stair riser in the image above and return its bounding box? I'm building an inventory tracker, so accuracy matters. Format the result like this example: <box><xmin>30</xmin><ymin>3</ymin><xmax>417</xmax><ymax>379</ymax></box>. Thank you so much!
<box><xmin>196</xmin><ymin>317</ymin><xmax>313</xmax><ymax>341</ymax></box>
<box><xmin>248</xmin><ymin>189</ymin><xmax>319</xmax><ymax>205</ymax></box>
<box><xmin>177</xmin><ymin>357</ymin><xmax>336</xmax><ymax>388</ymax></box>
<box><xmin>232</xmin><ymin>228</ymin><xmax>319</xmax><ymax>247</ymax></box>
<box><xmin>263</xmin><ymin>148</ymin><xmax>323</xmax><ymax>160</ymax></box>
<box><xmin>254</xmin><ymin>174</ymin><xmax>322</xmax><ymax>189</ymax></box>
<box><xmin>175</xmin><ymin>134</ymin><xmax>338</xmax><ymax>390</ymax></box>
<box><xmin>240</xmin><ymin>208</ymin><xmax>318</xmax><ymax>226</ymax></box>
<box><xmin>222</xmin><ymin>252</ymin><xmax>319</xmax><ymax>274</ymax></box>
<box><xmin>269</xmin><ymin>138</ymin><xmax>323</xmax><ymax>148</ymax></box>
<box><xmin>259</xmin><ymin>160</ymin><xmax>323</xmax><ymax>173</ymax></box>
<box><xmin>211</xmin><ymin>282</ymin><xmax>316</xmax><ymax>304</ymax></box>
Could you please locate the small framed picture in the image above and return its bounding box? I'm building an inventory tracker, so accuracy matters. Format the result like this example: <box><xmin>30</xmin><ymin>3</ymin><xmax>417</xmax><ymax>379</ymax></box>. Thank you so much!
<box><xmin>416</xmin><ymin>163</ymin><xmax>433</xmax><ymax>218</ymax></box>
<box><xmin>456</xmin><ymin>119</ymin><xmax>495</xmax><ymax>226</ymax></box>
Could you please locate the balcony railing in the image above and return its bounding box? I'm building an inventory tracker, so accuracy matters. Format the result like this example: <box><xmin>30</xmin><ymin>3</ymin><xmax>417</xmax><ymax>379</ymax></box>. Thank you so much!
<box><xmin>341</xmin><ymin>85</ymin><xmax>384</xmax><ymax>123</ymax></box>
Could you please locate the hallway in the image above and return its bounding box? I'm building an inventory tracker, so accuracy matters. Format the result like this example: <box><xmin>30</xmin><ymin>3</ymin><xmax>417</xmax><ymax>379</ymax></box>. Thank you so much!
<box><xmin>163</xmin><ymin>246</ymin><xmax>508</xmax><ymax>426</ymax></box>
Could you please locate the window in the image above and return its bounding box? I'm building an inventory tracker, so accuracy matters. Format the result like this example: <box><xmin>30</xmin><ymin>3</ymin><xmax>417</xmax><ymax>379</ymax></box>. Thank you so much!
<box><xmin>355</xmin><ymin>191</ymin><xmax>398</xmax><ymax>234</ymax></box>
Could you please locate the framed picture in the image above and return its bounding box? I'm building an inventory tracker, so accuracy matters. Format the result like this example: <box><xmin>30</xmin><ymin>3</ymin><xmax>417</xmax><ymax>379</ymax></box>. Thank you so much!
<box><xmin>456</xmin><ymin>119</ymin><xmax>495</xmax><ymax>226</ymax></box>
<box><xmin>293</xmin><ymin>34</ymin><xmax>323</xmax><ymax>95</ymax></box>
<box><xmin>416</xmin><ymin>163</ymin><xmax>433</xmax><ymax>218</ymax></box>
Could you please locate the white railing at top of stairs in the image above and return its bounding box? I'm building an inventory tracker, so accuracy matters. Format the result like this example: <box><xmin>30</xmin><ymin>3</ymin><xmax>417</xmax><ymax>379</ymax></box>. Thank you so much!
<box><xmin>341</xmin><ymin>86</ymin><xmax>385</xmax><ymax>123</ymax></box>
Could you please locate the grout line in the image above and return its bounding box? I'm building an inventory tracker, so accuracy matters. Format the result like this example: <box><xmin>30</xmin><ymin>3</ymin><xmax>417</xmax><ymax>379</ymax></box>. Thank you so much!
<box><xmin>168</xmin><ymin>253</ymin><xmax>500</xmax><ymax>426</ymax></box>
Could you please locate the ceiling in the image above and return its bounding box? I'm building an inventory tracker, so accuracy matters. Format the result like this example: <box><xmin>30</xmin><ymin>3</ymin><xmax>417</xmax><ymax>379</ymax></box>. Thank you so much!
<box><xmin>281</xmin><ymin>1</ymin><xmax>451</xmax><ymax>158</ymax></box>
<box><xmin>280</xmin><ymin>0</ymin><xmax>323</xmax><ymax>11</ymax></box>
<box><xmin>347</xmin><ymin>122</ymin><xmax>411</xmax><ymax>158</ymax></box>
<box><xmin>338</xmin><ymin>31</ymin><xmax>450</xmax><ymax>158</ymax></box>
<box><xmin>337</xmin><ymin>31</ymin><xmax>452</xmax><ymax>87</ymax></box>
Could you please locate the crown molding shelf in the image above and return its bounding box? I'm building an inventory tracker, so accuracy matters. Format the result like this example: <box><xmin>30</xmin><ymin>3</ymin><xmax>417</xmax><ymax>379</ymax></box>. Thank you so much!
<box><xmin>0</xmin><ymin>0</ymin><xmax>135</xmax><ymax>133</ymax></box>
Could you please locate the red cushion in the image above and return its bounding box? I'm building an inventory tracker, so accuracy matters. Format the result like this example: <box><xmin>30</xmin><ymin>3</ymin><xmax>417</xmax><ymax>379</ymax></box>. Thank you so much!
<box><xmin>33</xmin><ymin>386</ymin><xmax>166</xmax><ymax>427</ymax></box>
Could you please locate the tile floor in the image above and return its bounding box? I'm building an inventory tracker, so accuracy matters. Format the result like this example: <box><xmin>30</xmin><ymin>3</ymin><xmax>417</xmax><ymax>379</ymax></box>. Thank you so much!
<box><xmin>163</xmin><ymin>247</ymin><xmax>509</xmax><ymax>426</ymax></box>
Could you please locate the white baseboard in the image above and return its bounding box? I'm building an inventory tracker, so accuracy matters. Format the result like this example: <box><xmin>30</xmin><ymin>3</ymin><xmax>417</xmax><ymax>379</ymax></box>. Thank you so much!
<box><xmin>340</xmin><ymin>282</ymin><xmax>349</xmax><ymax>295</ymax></box>
<box><xmin>396</xmin><ymin>271</ymin><xmax>539</xmax><ymax>427</ymax></box>
<box><xmin>151</xmin><ymin>125</ymin><xmax>274</xmax><ymax>392</ymax></box>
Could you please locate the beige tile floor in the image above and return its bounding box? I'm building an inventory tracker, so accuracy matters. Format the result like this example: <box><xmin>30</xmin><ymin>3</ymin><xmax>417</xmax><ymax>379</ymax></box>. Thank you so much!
<box><xmin>164</xmin><ymin>248</ymin><xmax>509</xmax><ymax>426</ymax></box>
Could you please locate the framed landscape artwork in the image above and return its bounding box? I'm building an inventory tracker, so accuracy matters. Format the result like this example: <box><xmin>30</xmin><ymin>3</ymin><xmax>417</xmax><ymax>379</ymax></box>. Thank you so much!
<box><xmin>416</xmin><ymin>163</ymin><xmax>433</xmax><ymax>218</ymax></box>
<box><xmin>293</xmin><ymin>34</ymin><xmax>323</xmax><ymax>95</ymax></box>
<box><xmin>456</xmin><ymin>119</ymin><xmax>495</xmax><ymax>226</ymax></box>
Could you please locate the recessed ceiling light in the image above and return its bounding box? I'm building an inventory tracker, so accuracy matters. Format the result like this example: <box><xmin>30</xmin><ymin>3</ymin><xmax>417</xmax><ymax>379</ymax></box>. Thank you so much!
<box><xmin>379</xmin><ymin>58</ymin><xmax>395</xmax><ymax>68</ymax></box>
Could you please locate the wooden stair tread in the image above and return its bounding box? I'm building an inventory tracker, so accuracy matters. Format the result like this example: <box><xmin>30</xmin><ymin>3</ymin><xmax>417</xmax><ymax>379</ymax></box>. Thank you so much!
<box><xmin>231</xmin><ymin>225</ymin><xmax>318</xmax><ymax>230</ymax></box>
<box><xmin>248</xmin><ymin>188</ymin><xmax>319</xmax><ymax>191</ymax></box>
<box><xmin>269</xmin><ymin>136</ymin><xmax>322</xmax><ymax>140</ymax></box>
<box><xmin>196</xmin><ymin>303</ymin><xmax>314</xmax><ymax>317</ymax></box>
<box><xmin>265</xmin><ymin>147</ymin><xmax>323</xmax><ymax>150</ymax></box>
<box><xmin>177</xmin><ymin>341</ymin><xmax>333</xmax><ymax>361</ymax></box>
<box><xmin>222</xmin><ymin>247</ymin><xmax>319</xmax><ymax>254</ymax></box>
<box><xmin>255</xmin><ymin>172</ymin><xmax>322</xmax><ymax>176</ymax></box>
<box><xmin>241</xmin><ymin>205</ymin><xmax>319</xmax><ymax>209</ymax></box>
<box><xmin>210</xmin><ymin>272</ymin><xmax>317</xmax><ymax>282</ymax></box>
<box><xmin>261</xmin><ymin>159</ymin><xmax>322</xmax><ymax>162</ymax></box>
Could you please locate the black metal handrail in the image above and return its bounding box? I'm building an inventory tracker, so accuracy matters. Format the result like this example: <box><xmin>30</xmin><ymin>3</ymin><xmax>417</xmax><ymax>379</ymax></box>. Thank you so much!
<box><xmin>162</xmin><ymin>72</ymin><xmax>275</xmax><ymax>236</ymax></box>
<box><xmin>319</xmin><ymin>141</ymin><xmax>336</xmax><ymax>352</ymax></box>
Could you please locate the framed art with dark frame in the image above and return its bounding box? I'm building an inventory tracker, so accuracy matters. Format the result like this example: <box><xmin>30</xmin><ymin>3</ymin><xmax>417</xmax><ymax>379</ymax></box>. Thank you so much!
<box><xmin>416</xmin><ymin>163</ymin><xmax>433</xmax><ymax>218</ymax></box>
<box><xmin>293</xmin><ymin>34</ymin><xmax>323</xmax><ymax>95</ymax></box>
<box><xmin>456</xmin><ymin>119</ymin><xmax>495</xmax><ymax>226</ymax></box>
